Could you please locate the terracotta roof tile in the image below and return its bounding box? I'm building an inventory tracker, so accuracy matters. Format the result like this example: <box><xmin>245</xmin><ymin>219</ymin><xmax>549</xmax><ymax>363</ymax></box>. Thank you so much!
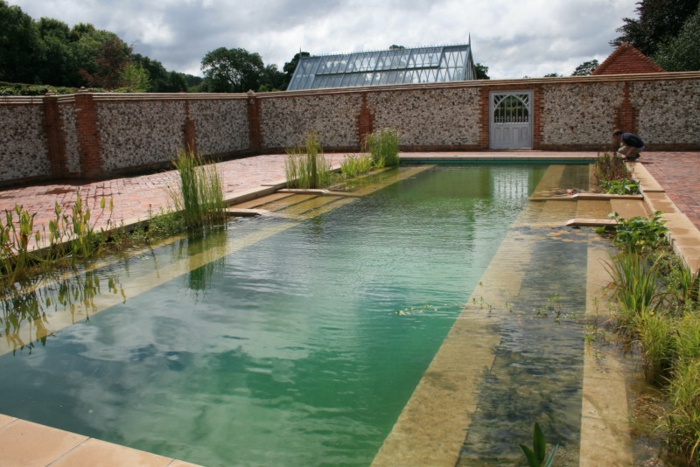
<box><xmin>591</xmin><ymin>43</ymin><xmax>665</xmax><ymax>75</ymax></box>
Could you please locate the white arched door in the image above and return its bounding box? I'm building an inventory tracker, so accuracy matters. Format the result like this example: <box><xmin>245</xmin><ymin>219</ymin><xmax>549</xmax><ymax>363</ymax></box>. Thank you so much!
<box><xmin>489</xmin><ymin>91</ymin><xmax>533</xmax><ymax>149</ymax></box>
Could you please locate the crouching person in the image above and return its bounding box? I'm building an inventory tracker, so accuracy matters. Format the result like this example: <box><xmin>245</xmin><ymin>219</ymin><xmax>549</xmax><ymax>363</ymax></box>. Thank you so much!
<box><xmin>613</xmin><ymin>129</ymin><xmax>645</xmax><ymax>161</ymax></box>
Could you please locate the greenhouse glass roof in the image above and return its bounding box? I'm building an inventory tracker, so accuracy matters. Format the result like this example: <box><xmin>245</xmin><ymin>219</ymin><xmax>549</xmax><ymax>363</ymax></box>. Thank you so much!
<box><xmin>287</xmin><ymin>44</ymin><xmax>476</xmax><ymax>91</ymax></box>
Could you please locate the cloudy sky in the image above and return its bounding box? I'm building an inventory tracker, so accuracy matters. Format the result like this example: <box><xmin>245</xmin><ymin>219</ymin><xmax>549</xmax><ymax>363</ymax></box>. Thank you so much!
<box><xmin>9</xmin><ymin>0</ymin><xmax>638</xmax><ymax>79</ymax></box>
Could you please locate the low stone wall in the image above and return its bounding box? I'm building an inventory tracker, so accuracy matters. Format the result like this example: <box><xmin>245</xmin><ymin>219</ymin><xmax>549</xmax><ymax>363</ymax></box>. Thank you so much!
<box><xmin>632</xmin><ymin>79</ymin><xmax>700</xmax><ymax>147</ymax></box>
<box><xmin>0</xmin><ymin>99</ymin><xmax>51</xmax><ymax>182</ymax></box>
<box><xmin>260</xmin><ymin>93</ymin><xmax>362</xmax><ymax>149</ymax></box>
<box><xmin>96</xmin><ymin>98</ymin><xmax>187</xmax><ymax>172</ymax></box>
<box><xmin>368</xmin><ymin>87</ymin><xmax>482</xmax><ymax>147</ymax></box>
<box><xmin>1</xmin><ymin>71</ymin><xmax>699</xmax><ymax>186</ymax></box>
<box><xmin>540</xmin><ymin>82</ymin><xmax>624</xmax><ymax>147</ymax></box>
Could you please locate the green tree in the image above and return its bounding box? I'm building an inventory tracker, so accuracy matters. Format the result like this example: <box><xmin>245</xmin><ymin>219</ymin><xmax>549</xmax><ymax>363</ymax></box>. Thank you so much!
<box><xmin>0</xmin><ymin>1</ymin><xmax>44</xmax><ymax>83</ymax></box>
<box><xmin>77</xmin><ymin>35</ymin><xmax>132</xmax><ymax>89</ymax></box>
<box><xmin>653</xmin><ymin>4</ymin><xmax>700</xmax><ymax>70</ymax></box>
<box><xmin>611</xmin><ymin>0</ymin><xmax>700</xmax><ymax>56</ymax></box>
<box><xmin>164</xmin><ymin>71</ymin><xmax>188</xmax><ymax>92</ymax></box>
<box><xmin>36</xmin><ymin>17</ymin><xmax>77</xmax><ymax>86</ymax></box>
<box><xmin>201</xmin><ymin>47</ymin><xmax>264</xmax><ymax>93</ymax></box>
<box><xmin>475</xmin><ymin>63</ymin><xmax>490</xmax><ymax>79</ymax></box>
<box><xmin>571</xmin><ymin>59</ymin><xmax>599</xmax><ymax>76</ymax></box>
<box><xmin>121</xmin><ymin>63</ymin><xmax>151</xmax><ymax>91</ymax></box>
<box><xmin>259</xmin><ymin>64</ymin><xmax>287</xmax><ymax>91</ymax></box>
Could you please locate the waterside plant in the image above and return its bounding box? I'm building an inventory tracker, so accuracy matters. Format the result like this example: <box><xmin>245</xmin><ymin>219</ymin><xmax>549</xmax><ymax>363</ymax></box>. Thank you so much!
<box><xmin>340</xmin><ymin>154</ymin><xmax>374</xmax><ymax>179</ymax></box>
<box><xmin>0</xmin><ymin>192</ymin><xmax>113</xmax><ymax>286</ymax></box>
<box><xmin>598</xmin><ymin>211</ymin><xmax>700</xmax><ymax>464</ymax></box>
<box><xmin>363</xmin><ymin>128</ymin><xmax>400</xmax><ymax>168</ymax></box>
<box><xmin>519</xmin><ymin>422</ymin><xmax>558</xmax><ymax>467</ymax></box>
<box><xmin>594</xmin><ymin>151</ymin><xmax>641</xmax><ymax>195</ymax></box>
<box><xmin>167</xmin><ymin>148</ymin><xmax>226</xmax><ymax>228</ymax></box>
<box><xmin>285</xmin><ymin>131</ymin><xmax>332</xmax><ymax>189</ymax></box>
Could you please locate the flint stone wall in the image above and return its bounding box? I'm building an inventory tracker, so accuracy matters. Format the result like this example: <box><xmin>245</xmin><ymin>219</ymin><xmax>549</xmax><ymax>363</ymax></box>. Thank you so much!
<box><xmin>96</xmin><ymin>100</ymin><xmax>187</xmax><ymax>171</ymax></box>
<box><xmin>541</xmin><ymin>82</ymin><xmax>624</xmax><ymax>146</ymax></box>
<box><xmin>1</xmin><ymin>72</ymin><xmax>699</xmax><ymax>186</ymax></box>
<box><xmin>367</xmin><ymin>88</ymin><xmax>481</xmax><ymax>146</ymax></box>
<box><xmin>59</xmin><ymin>102</ymin><xmax>81</xmax><ymax>174</ymax></box>
<box><xmin>260</xmin><ymin>93</ymin><xmax>362</xmax><ymax>149</ymax></box>
<box><xmin>190</xmin><ymin>99</ymin><xmax>248</xmax><ymax>155</ymax></box>
<box><xmin>632</xmin><ymin>80</ymin><xmax>700</xmax><ymax>144</ymax></box>
<box><xmin>0</xmin><ymin>103</ymin><xmax>50</xmax><ymax>182</ymax></box>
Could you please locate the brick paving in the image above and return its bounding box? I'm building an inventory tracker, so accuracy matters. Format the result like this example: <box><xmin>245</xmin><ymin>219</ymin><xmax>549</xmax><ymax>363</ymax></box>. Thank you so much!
<box><xmin>641</xmin><ymin>152</ymin><xmax>700</xmax><ymax>231</ymax></box>
<box><xmin>0</xmin><ymin>151</ymin><xmax>698</xmax><ymax>239</ymax></box>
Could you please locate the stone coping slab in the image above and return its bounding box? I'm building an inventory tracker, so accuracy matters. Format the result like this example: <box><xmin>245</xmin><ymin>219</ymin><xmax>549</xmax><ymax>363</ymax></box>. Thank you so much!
<box><xmin>0</xmin><ymin>417</ymin><xmax>203</xmax><ymax>467</ymax></box>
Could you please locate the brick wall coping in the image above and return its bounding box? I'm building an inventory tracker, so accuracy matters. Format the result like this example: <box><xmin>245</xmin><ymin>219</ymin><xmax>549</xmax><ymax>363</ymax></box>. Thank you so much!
<box><xmin>2</xmin><ymin>70</ymin><xmax>699</xmax><ymax>106</ymax></box>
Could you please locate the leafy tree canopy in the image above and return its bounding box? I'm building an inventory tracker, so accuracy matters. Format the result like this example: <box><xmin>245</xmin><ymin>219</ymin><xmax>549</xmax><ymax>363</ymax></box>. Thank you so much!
<box><xmin>0</xmin><ymin>2</ymin><xmax>193</xmax><ymax>91</ymax></box>
<box><xmin>611</xmin><ymin>0</ymin><xmax>700</xmax><ymax>56</ymax></box>
<box><xmin>0</xmin><ymin>1</ymin><xmax>44</xmax><ymax>83</ymax></box>
<box><xmin>653</xmin><ymin>3</ymin><xmax>700</xmax><ymax>70</ymax></box>
<box><xmin>201</xmin><ymin>47</ymin><xmax>265</xmax><ymax>93</ymax></box>
<box><xmin>571</xmin><ymin>59</ymin><xmax>599</xmax><ymax>76</ymax></box>
<box><xmin>543</xmin><ymin>72</ymin><xmax>562</xmax><ymax>77</ymax></box>
<box><xmin>475</xmin><ymin>63</ymin><xmax>490</xmax><ymax>79</ymax></box>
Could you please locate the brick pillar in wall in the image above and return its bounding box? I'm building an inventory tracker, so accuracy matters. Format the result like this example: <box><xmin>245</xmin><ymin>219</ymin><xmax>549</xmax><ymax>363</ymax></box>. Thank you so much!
<box><xmin>614</xmin><ymin>82</ymin><xmax>638</xmax><ymax>134</ymax></box>
<box><xmin>74</xmin><ymin>91</ymin><xmax>104</xmax><ymax>178</ymax></box>
<box><xmin>42</xmin><ymin>92</ymin><xmax>69</xmax><ymax>178</ymax></box>
<box><xmin>531</xmin><ymin>85</ymin><xmax>544</xmax><ymax>150</ymax></box>
<box><xmin>183</xmin><ymin>101</ymin><xmax>197</xmax><ymax>153</ymax></box>
<box><xmin>357</xmin><ymin>92</ymin><xmax>374</xmax><ymax>148</ymax></box>
<box><xmin>247</xmin><ymin>90</ymin><xmax>262</xmax><ymax>153</ymax></box>
<box><xmin>478</xmin><ymin>87</ymin><xmax>490</xmax><ymax>149</ymax></box>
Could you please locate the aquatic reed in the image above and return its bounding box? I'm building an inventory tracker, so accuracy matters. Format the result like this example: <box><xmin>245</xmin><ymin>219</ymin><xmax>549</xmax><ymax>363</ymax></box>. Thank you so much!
<box><xmin>340</xmin><ymin>154</ymin><xmax>374</xmax><ymax>179</ymax></box>
<box><xmin>363</xmin><ymin>128</ymin><xmax>400</xmax><ymax>168</ymax></box>
<box><xmin>168</xmin><ymin>149</ymin><xmax>226</xmax><ymax>228</ymax></box>
<box><xmin>284</xmin><ymin>131</ymin><xmax>332</xmax><ymax>189</ymax></box>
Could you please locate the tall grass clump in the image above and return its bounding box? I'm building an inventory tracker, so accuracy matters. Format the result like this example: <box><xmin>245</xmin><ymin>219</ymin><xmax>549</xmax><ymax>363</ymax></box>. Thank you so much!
<box><xmin>168</xmin><ymin>149</ymin><xmax>226</xmax><ymax>228</ymax></box>
<box><xmin>605</xmin><ymin>252</ymin><xmax>663</xmax><ymax>326</ymax></box>
<box><xmin>666</xmin><ymin>359</ymin><xmax>700</xmax><ymax>464</ymax></box>
<box><xmin>363</xmin><ymin>128</ymin><xmax>400</xmax><ymax>168</ymax></box>
<box><xmin>285</xmin><ymin>131</ymin><xmax>332</xmax><ymax>189</ymax></box>
<box><xmin>340</xmin><ymin>154</ymin><xmax>374</xmax><ymax>179</ymax></box>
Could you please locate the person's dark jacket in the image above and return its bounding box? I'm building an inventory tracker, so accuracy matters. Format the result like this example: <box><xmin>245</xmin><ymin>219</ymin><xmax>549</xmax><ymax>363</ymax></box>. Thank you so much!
<box><xmin>621</xmin><ymin>133</ymin><xmax>645</xmax><ymax>148</ymax></box>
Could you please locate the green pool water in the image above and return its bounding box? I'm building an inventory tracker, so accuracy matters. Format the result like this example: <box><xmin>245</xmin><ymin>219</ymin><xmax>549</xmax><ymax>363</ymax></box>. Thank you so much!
<box><xmin>0</xmin><ymin>165</ymin><xmax>595</xmax><ymax>466</ymax></box>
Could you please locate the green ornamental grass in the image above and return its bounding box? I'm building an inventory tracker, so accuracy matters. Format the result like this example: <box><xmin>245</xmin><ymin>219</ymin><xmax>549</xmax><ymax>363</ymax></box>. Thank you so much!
<box><xmin>284</xmin><ymin>131</ymin><xmax>332</xmax><ymax>189</ymax></box>
<box><xmin>168</xmin><ymin>149</ymin><xmax>226</xmax><ymax>228</ymax></box>
<box><xmin>364</xmin><ymin>128</ymin><xmax>400</xmax><ymax>168</ymax></box>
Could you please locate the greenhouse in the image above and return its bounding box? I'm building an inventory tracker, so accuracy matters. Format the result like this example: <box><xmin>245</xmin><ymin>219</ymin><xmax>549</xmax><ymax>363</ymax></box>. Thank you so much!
<box><xmin>287</xmin><ymin>43</ymin><xmax>477</xmax><ymax>90</ymax></box>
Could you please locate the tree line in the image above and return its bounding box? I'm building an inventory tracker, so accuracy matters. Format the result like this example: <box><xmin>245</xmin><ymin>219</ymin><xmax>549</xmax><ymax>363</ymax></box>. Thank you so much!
<box><xmin>0</xmin><ymin>1</ymin><xmax>200</xmax><ymax>92</ymax></box>
<box><xmin>0</xmin><ymin>0</ymin><xmax>303</xmax><ymax>93</ymax></box>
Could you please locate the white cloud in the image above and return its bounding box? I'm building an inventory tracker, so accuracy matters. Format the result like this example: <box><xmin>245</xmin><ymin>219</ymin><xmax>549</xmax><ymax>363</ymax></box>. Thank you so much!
<box><xmin>8</xmin><ymin>0</ymin><xmax>638</xmax><ymax>79</ymax></box>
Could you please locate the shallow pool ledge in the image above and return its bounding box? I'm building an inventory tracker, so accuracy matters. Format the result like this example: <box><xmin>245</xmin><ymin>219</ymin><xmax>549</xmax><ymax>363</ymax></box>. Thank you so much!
<box><xmin>399</xmin><ymin>151</ymin><xmax>598</xmax><ymax>164</ymax></box>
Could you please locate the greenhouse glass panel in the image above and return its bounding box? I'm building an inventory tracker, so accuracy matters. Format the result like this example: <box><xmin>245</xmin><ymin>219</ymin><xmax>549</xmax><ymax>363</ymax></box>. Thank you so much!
<box><xmin>287</xmin><ymin>43</ymin><xmax>476</xmax><ymax>90</ymax></box>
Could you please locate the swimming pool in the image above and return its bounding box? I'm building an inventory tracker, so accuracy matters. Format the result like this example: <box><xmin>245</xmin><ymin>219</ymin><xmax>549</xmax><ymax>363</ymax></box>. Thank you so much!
<box><xmin>0</xmin><ymin>165</ymin><xmax>598</xmax><ymax>466</ymax></box>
